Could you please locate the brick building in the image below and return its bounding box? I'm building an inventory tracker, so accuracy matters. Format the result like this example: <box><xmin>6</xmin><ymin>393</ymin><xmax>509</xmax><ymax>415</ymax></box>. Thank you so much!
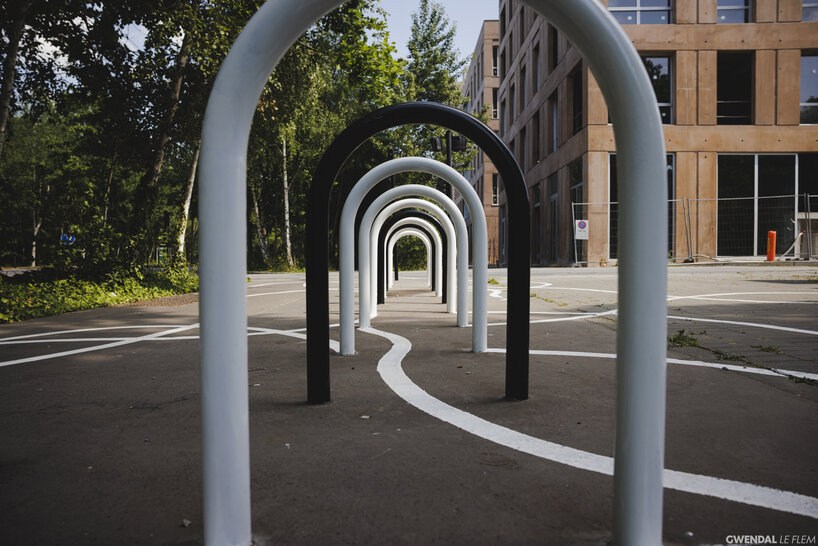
<box><xmin>489</xmin><ymin>0</ymin><xmax>818</xmax><ymax>265</ymax></box>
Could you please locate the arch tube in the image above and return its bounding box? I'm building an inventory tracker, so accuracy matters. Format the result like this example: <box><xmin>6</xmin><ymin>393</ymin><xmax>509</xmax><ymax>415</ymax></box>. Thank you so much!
<box><xmin>340</xmin><ymin>158</ymin><xmax>486</xmax><ymax>355</ymax></box>
<box><xmin>385</xmin><ymin>218</ymin><xmax>443</xmax><ymax>297</ymax></box>
<box><xmin>200</xmin><ymin>0</ymin><xmax>665</xmax><ymax>541</ymax></box>
<box><xmin>378</xmin><ymin>208</ymin><xmax>454</xmax><ymax>313</ymax></box>
<box><xmin>378</xmin><ymin>210</ymin><xmax>448</xmax><ymax>306</ymax></box>
<box><xmin>388</xmin><ymin>229</ymin><xmax>433</xmax><ymax>288</ymax></box>
<box><xmin>356</xmin><ymin>193</ymin><xmax>469</xmax><ymax>331</ymax></box>
<box><xmin>364</xmin><ymin>185</ymin><xmax>473</xmax><ymax>323</ymax></box>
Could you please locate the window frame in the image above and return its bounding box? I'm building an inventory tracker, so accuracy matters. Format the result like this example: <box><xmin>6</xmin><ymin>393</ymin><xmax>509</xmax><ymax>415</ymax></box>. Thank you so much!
<box><xmin>801</xmin><ymin>53</ymin><xmax>818</xmax><ymax>125</ymax></box>
<box><xmin>717</xmin><ymin>0</ymin><xmax>751</xmax><ymax>23</ymax></box>
<box><xmin>641</xmin><ymin>54</ymin><xmax>674</xmax><ymax>124</ymax></box>
<box><xmin>608</xmin><ymin>0</ymin><xmax>673</xmax><ymax>25</ymax></box>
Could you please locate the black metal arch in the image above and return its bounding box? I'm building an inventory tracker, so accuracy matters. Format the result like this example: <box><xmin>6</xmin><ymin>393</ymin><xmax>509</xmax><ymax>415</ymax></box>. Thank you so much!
<box><xmin>378</xmin><ymin>210</ymin><xmax>448</xmax><ymax>305</ymax></box>
<box><xmin>384</xmin><ymin>222</ymin><xmax>438</xmax><ymax>292</ymax></box>
<box><xmin>306</xmin><ymin>101</ymin><xmax>530</xmax><ymax>404</ymax></box>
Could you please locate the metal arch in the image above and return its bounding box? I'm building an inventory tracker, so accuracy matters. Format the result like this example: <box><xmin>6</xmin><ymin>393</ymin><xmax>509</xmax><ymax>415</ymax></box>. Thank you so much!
<box><xmin>387</xmin><ymin>228</ymin><xmax>434</xmax><ymax>288</ymax></box>
<box><xmin>305</xmin><ymin>103</ymin><xmax>529</xmax><ymax>405</ymax></box>
<box><xmin>383</xmin><ymin>218</ymin><xmax>443</xmax><ymax>296</ymax></box>
<box><xmin>378</xmin><ymin>210</ymin><xmax>448</xmax><ymax>306</ymax></box>
<box><xmin>199</xmin><ymin>0</ymin><xmax>667</xmax><ymax>543</ymax></box>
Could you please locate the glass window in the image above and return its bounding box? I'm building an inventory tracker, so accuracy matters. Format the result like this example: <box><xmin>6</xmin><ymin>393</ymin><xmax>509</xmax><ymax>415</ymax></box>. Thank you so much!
<box><xmin>548</xmin><ymin>173</ymin><xmax>559</xmax><ymax>262</ymax></box>
<box><xmin>532</xmin><ymin>111</ymin><xmax>540</xmax><ymax>164</ymax></box>
<box><xmin>492</xmin><ymin>45</ymin><xmax>499</xmax><ymax>77</ymax></box>
<box><xmin>717</xmin><ymin>52</ymin><xmax>753</xmax><ymax>125</ymax></box>
<box><xmin>549</xmin><ymin>92</ymin><xmax>558</xmax><ymax>152</ymax></box>
<box><xmin>643</xmin><ymin>55</ymin><xmax>673</xmax><ymax>123</ymax></box>
<box><xmin>609</xmin><ymin>0</ymin><xmax>672</xmax><ymax>25</ymax></box>
<box><xmin>500</xmin><ymin>6</ymin><xmax>506</xmax><ymax>36</ymax></box>
<box><xmin>492</xmin><ymin>88</ymin><xmax>499</xmax><ymax>119</ymax></box>
<box><xmin>520</xmin><ymin>127</ymin><xmax>527</xmax><ymax>170</ymax></box>
<box><xmin>533</xmin><ymin>43</ymin><xmax>541</xmax><ymax>90</ymax></box>
<box><xmin>717</xmin><ymin>0</ymin><xmax>750</xmax><ymax>23</ymax></box>
<box><xmin>492</xmin><ymin>174</ymin><xmax>499</xmax><ymax>206</ymax></box>
<box><xmin>521</xmin><ymin>65</ymin><xmax>527</xmax><ymax>106</ymax></box>
<box><xmin>549</xmin><ymin>25</ymin><xmax>559</xmax><ymax>71</ymax></box>
<box><xmin>510</xmin><ymin>84</ymin><xmax>516</xmax><ymax>122</ymax></box>
<box><xmin>804</xmin><ymin>2</ymin><xmax>818</xmax><ymax>21</ymax></box>
<box><xmin>501</xmin><ymin>99</ymin><xmax>507</xmax><ymax>135</ymax></box>
<box><xmin>801</xmin><ymin>54</ymin><xmax>818</xmax><ymax>124</ymax></box>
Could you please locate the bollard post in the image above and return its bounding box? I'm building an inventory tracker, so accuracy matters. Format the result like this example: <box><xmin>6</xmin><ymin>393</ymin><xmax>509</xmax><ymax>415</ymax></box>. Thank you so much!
<box><xmin>767</xmin><ymin>231</ymin><xmax>777</xmax><ymax>261</ymax></box>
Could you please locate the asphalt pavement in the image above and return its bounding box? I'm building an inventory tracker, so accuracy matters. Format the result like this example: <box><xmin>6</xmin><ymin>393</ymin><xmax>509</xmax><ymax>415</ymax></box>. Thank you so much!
<box><xmin>1</xmin><ymin>265</ymin><xmax>817</xmax><ymax>545</ymax></box>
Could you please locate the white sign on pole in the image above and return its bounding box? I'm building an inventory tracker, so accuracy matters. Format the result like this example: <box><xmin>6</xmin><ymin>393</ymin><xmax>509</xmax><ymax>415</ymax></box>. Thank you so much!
<box><xmin>575</xmin><ymin>219</ymin><xmax>589</xmax><ymax>240</ymax></box>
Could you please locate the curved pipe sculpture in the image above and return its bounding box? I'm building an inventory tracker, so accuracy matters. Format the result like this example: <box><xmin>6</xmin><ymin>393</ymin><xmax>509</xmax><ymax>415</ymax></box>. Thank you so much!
<box><xmin>358</xmin><ymin>194</ymin><xmax>467</xmax><ymax>330</ymax></box>
<box><xmin>341</xmin><ymin>159</ymin><xmax>485</xmax><ymax>354</ymax></box>
<box><xmin>363</xmin><ymin>183</ymin><xmax>473</xmax><ymax>324</ymax></box>
<box><xmin>379</xmin><ymin>210</ymin><xmax>448</xmax><ymax>306</ymax></box>
<box><xmin>199</xmin><ymin>1</ymin><xmax>667</xmax><ymax>542</ymax></box>
<box><xmin>388</xmin><ymin>228</ymin><xmax>433</xmax><ymax>288</ymax></box>
<box><xmin>385</xmin><ymin>218</ymin><xmax>443</xmax><ymax>297</ymax></box>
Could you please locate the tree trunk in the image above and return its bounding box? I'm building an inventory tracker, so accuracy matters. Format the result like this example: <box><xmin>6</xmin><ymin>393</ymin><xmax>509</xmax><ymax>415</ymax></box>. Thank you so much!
<box><xmin>0</xmin><ymin>1</ymin><xmax>32</xmax><ymax>159</ymax></box>
<box><xmin>250</xmin><ymin>183</ymin><xmax>272</xmax><ymax>266</ymax></box>
<box><xmin>142</xmin><ymin>32</ymin><xmax>191</xmax><ymax>218</ymax></box>
<box><xmin>282</xmin><ymin>135</ymin><xmax>293</xmax><ymax>268</ymax></box>
<box><xmin>102</xmin><ymin>147</ymin><xmax>118</xmax><ymax>228</ymax></box>
<box><xmin>176</xmin><ymin>140</ymin><xmax>200</xmax><ymax>259</ymax></box>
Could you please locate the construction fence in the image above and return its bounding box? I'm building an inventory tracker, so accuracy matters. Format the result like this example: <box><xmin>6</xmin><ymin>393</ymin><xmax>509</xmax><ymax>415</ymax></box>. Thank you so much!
<box><xmin>571</xmin><ymin>194</ymin><xmax>817</xmax><ymax>264</ymax></box>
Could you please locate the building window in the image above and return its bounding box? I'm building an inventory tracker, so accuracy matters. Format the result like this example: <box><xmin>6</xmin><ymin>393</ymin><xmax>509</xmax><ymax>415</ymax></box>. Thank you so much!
<box><xmin>717</xmin><ymin>0</ymin><xmax>750</xmax><ymax>23</ymax></box>
<box><xmin>717</xmin><ymin>154</ymin><xmax>796</xmax><ymax>256</ymax></box>
<box><xmin>571</xmin><ymin>68</ymin><xmax>583</xmax><ymax>135</ymax></box>
<box><xmin>533</xmin><ymin>43</ymin><xmax>541</xmax><ymax>91</ymax></box>
<box><xmin>608</xmin><ymin>0</ymin><xmax>672</xmax><ymax>24</ymax></box>
<box><xmin>510</xmin><ymin>84</ymin><xmax>516</xmax><ymax>122</ymax></box>
<box><xmin>717</xmin><ymin>52</ymin><xmax>753</xmax><ymax>125</ymax></box>
<box><xmin>492</xmin><ymin>174</ymin><xmax>499</xmax><ymax>206</ymax></box>
<box><xmin>521</xmin><ymin>126</ymin><xmax>527</xmax><ymax>170</ymax></box>
<box><xmin>805</xmin><ymin>2</ymin><xmax>818</xmax><ymax>21</ymax></box>
<box><xmin>520</xmin><ymin>65</ymin><xmax>527</xmax><ymax>107</ymax></box>
<box><xmin>500</xmin><ymin>48</ymin><xmax>506</xmax><ymax>80</ymax></box>
<box><xmin>532</xmin><ymin>110</ymin><xmax>540</xmax><ymax>164</ymax></box>
<box><xmin>801</xmin><ymin>54</ymin><xmax>818</xmax><ymax>124</ymax></box>
<box><xmin>548</xmin><ymin>173</ymin><xmax>559</xmax><ymax>263</ymax></box>
<box><xmin>519</xmin><ymin>7</ymin><xmax>525</xmax><ymax>48</ymax></box>
<box><xmin>500</xmin><ymin>6</ymin><xmax>506</xmax><ymax>37</ymax></box>
<box><xmin>549</xmin><ymin>92</ymin><xmax>558</xmax><ymax>152</ymax></box>
<box><xmin>532</xmin><ymin>186</ymin><xmax>541</xmax><ymax>263</ymax></box>
<box><xmin>643</xmin><ymin>55</ymin><xmax>673</xmax><ymax>124</ymax></box>
<box><xmin>492</xmin><ymin>45</ymin><xmax>499</xmax><ymax>77</ymax></box>
<box><xmin>549</xmin><ymin>25</ymin><xmax>559</xmax><ymax>71</ymax></box>
<box><xmin>492</xmin><ymin>88</ymin><xmax>499</xmax><ymax>119</ymax></box>
<box><xmin>501</xmin><ymin>99</ymin><xmax>507</xmax><ymax>135</ymax></box>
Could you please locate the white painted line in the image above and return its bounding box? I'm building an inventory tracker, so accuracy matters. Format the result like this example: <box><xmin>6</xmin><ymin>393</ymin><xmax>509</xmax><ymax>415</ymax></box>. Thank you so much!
<box><xmin>488</xmin><ymin>309</ymin><xmax>618</xmax><ymax>327</ymax></box>
<box><xmin>667</xmin><ymin>291</ymin><xmax>817</xmax><ymax>303</ymax></box>
<box><xmin>364</xmin><ymin>327</ymin><xmax>818</xmax><ymax>520</ymax></box>
<box><xmin>485</xmin><ymin>348</ymin><xmax>818</xmax><ymax>381</ymax></box>
<box><xmin>247</xmin><ymin>281</ymin><xmax>306</xmax><ymax>288</ymax></box>
<box><xmin>667</xmin><ymin>315</ymin><xmax>818</xmax><ymax>336</ymax></box>
<box><xmin>0</xmin><ymin>325</ymin><xmax>190</xmax><ymax>342</ymax></box>
<box><xmin>0</xmin><ymin>324</ymin><xmax>199</xmax><ymax>367</ymax></box>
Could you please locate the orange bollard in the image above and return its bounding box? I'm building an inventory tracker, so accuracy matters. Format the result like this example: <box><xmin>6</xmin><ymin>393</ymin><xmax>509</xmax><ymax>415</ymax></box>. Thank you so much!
<box><xmin>766</xmin><ymin>231</ymin><xmax>777</xmax><ymax>261</ymax></box>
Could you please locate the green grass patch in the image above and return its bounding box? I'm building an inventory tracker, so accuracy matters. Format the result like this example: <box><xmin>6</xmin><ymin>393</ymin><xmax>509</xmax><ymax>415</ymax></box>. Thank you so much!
<box><xmin>488</xmin><ymin>278</ymin><xmax>500</xmax><ymax>285</ymax></box>
<box><xmin>0</xmin><ymin>264</ymin><xmax>198</xmax><ymax>323</ymax></box>
<box><xmin>752</xmin><ymin>344</ymin><xmax>784</xmax><ymax>355</ymax></box>
<box><xmin>667</xmin><ymin>330</ymin><xmax>700</xmax><ymax>348</ymax></box>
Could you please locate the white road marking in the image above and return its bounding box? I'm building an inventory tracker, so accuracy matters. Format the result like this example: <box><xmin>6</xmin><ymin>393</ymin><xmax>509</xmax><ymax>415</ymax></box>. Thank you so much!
<box><xmin>364</xmin><ymin>326</ymin><xmax>818</xmax><ymax>520</ymax></box>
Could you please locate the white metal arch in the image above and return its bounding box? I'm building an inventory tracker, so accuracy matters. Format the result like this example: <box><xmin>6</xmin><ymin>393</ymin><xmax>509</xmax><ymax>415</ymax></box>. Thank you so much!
<box><xmin>388</xmin><ymin>228</ymin><xmax>433</xmax><ymax>288</ymax></box>
<box><xmin>377</xmin><ymin>201</ymin><xmax>458</xmax><ymax>315</ymax></box>
<box><xmin>198</xmin><ymin>1</ymin><xmax>667</xmax><ymax>543</ymax></box>
<box><xmin>384</xmin><ymin>217</ymin><xmax>444</xmax><ymax>297</ymax></box>
<box><xmin>342</xmin><ymin>159</ymin><xmax>486</xmax><ymax>355</ymax></box>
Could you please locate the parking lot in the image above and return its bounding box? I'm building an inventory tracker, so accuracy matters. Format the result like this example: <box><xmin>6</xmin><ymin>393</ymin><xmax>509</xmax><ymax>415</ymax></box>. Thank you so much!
<box><xmin>1</xmin><ymin>265</ymin><xmax>816</xmax><ymax>544</ymax></box>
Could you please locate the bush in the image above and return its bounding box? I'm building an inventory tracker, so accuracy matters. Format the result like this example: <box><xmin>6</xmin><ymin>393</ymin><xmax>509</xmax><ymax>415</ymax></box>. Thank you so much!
<box><xmin>0</xmin><ymin>264</ymin><xmax>199</xmax><ymax>323</ymax></box>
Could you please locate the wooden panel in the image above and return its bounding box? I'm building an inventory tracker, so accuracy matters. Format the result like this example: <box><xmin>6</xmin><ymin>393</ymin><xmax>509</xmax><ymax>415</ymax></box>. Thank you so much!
<box><xmin>696</xmin><ymin>152</ymin><xmax>717</xmax><ymax>258</ymax></box>
<box><xmin>621</xmin><ymin>21</ymin><xmax>818</xmax><ymax>51</ymax></box>
<box><xmin>676</xmin><ymin>0</ymin><xmax>698</xmax><ymax>23</ymax></box>
<box><xmin>586</xmin><ymin>152</ymin><xmax>609</xmax><ymax>265</ymax></box>
<box><xmin>754</xmin><ymin>50</ymin><xmax>776</xmax><ymax>125</ymax></box>
<box><xmin>676</xmin><ymin>50</ymin><xmax>697</xmax><ymax>125</ymax></box>
<box><xmin>698</xmin><ymin>0</ymin><xmax>717</xmax><ymax>23</ymax></box>
<box><xmin>698</xmin><ymin>50</ymin><xmax>717</xmax><ymax>125</ymax></box>
<box><xmin>777</xmin><ymin>49</ymin><xmax>801</xmax><ymax>125</ymax></box>
<box><xmin>778</xmin><ymin>0</ymin><xmax>801</xmax><ymax>22</ymax></box>
<box><xmin>754</xmin><ymin>0</ymin><xmax>777</xmax><ymax>23</ymax></box>
<box><xmin>586</xmin><ymin>69</ymin><xmax>608</xmax><ymax>125</ymax></box>
<box><xmin>674</xmin><ymin>152</ymin><xmax>697</xmax><ymax>260</ymax></box>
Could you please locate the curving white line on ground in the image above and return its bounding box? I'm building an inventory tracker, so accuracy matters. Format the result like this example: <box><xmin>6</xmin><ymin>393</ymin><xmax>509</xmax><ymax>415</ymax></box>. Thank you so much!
<box><xmin>363</xmin><ymin>326</ymin><xmax>818</xmax><ymax>520</ymax></box>
<box><xmin>485</xmin><ymin>348</ymin><xmax>818</xmax><ymax>383</ymax></box>
<box><xmin>667</xmin><ymin>315</ymin><xmax>818</xmax><ymax>336</ymax></box>
<box><xmin>667</xmin><ymin>291</ymin><xmax>817</xmax><ymax>303</ymax></box>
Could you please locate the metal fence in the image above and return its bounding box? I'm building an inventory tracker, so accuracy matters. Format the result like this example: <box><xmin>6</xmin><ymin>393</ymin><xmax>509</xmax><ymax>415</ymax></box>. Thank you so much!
<box><xmin>571</xmin><ymin>194</ymin><xmax>816</xmax><ymax>264</ymax></box>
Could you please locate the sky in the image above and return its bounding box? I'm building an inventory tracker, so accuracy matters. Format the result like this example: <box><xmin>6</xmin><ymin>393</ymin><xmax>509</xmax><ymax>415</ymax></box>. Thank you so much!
<box><xmin>377</xmin><ymin>0</ymin><xmax>499</xmax><ymax>63</ymax></box>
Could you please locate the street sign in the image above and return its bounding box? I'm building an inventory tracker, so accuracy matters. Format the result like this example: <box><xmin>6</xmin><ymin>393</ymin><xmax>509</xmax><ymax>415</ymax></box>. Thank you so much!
<box><xmin>575</xmin><ymin>219</ymin><xmax>589</xmax><ymax>240</ymax></box>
